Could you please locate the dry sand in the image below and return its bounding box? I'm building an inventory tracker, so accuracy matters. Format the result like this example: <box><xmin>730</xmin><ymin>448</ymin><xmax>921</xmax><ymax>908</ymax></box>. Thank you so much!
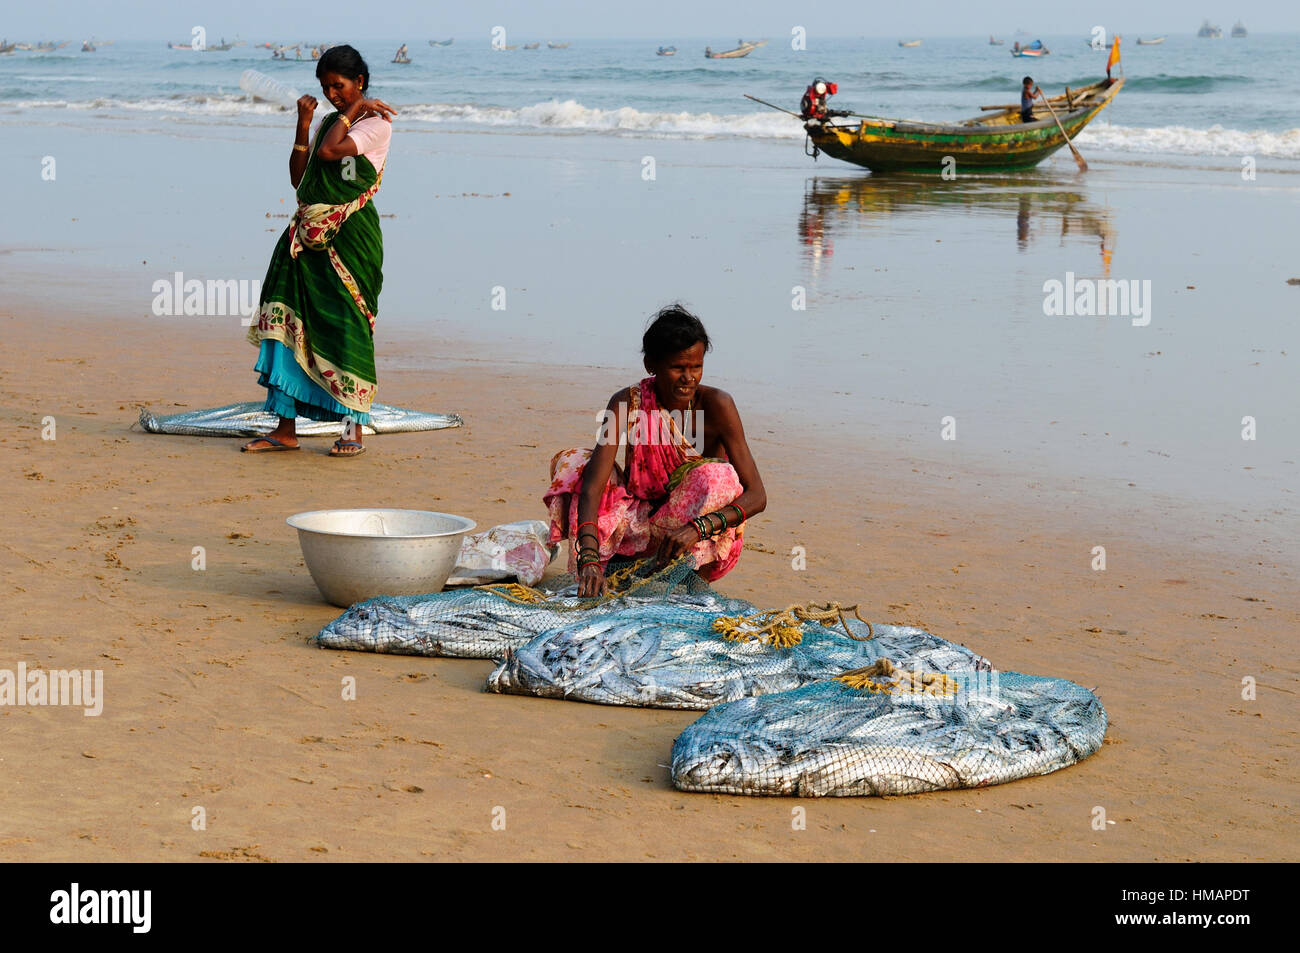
<box><xmin>1</xmin><ymin>306</ymin><xmax>1295</xmax><ymax>862</ymax></box>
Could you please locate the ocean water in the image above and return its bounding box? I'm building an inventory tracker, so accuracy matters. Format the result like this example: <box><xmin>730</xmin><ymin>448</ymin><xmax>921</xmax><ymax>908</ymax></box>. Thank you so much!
<box><xmin>2</xmin><ymin>35</ymin><xmax>1299</xmax><ymax>161</ymax></box>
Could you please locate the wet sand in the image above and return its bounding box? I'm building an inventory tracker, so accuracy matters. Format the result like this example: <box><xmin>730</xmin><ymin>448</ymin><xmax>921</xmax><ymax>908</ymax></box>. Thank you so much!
<box><xmin>2</xmin><ymin>306</ymin><xmax>1294</xmax><ymax>862</ymax></box>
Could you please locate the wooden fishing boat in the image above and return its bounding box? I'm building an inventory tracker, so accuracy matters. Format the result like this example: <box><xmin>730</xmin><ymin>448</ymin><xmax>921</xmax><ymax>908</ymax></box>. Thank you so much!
<box><xmin>657</xmin><ymin>46</ymin><xmax>677</xmax><ymax>56</ymax></box>
<box><xmin>1197</xmin><ymin>20</ymin><xmax>1223</xmax><ymax>38</ymax></box>
<box><xmin>989</xmin><ymin>36</ymin><xmax>1005</xmax><ymax>46</ymax></box>
<box><xmin>428</xmin><ymin>39</ymin><xmax>453</xmax><ymax>47</ymax></box>
<box><xmin>523</xmin><ymin>42</ymin><xmax>540</xmax><ymax>49</ymax></box>
<box><xmin>1231</xmin><ymin>21</ymin><xmax>1247</xmax><ymax>38</ymax></box>
<box><xmin>1136</xmin><ymin>36</ymin><xmax>1166</xmax><ymax>45</ymax></box>
<box><xmin>547</xmin><ymin>41</ymin><xmax>569</xmax><ymax>49</ymax></box>
<box><xmin>899</xmin><ymin>40</ymin><xmax>921</xmax><ymax>48</ymax></box>
<box><xmin>803</xmin><ymin>77</ymin><xmax>1124</xmax><ymax>173</ymax></box>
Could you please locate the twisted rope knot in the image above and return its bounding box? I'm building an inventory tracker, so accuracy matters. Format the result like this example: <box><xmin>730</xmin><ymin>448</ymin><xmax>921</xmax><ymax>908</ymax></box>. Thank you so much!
<box><xmin>835</xmin><ymin>658</ymin><xmax>959</xmax><ymax>697</ymax></box>
<box><xmin>711</xmin><ymin>601</ymin><xmax>873</xmax><ymax>648</ymax></box>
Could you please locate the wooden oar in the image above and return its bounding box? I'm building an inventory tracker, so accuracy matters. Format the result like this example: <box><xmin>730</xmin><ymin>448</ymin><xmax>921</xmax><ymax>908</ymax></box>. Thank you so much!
<box><xmin>1037</xmin><ymin>89</ymin><xmax>1088</xmax><ymax>172</ymax></box>
<box><xmin>743</xmin><ymin>93</ymin><xmax>801</xmax><ymax>118</ymax></box>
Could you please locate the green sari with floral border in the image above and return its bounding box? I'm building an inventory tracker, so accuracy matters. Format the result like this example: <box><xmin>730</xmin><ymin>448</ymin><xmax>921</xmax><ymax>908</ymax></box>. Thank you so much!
<box><xmin>247</xmin><ymin>112</ymin><xmax>384</xmax><ymax>415</ymax></box>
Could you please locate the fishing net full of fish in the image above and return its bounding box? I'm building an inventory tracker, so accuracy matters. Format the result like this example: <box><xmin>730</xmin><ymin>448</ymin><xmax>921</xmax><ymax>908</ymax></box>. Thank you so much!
<box><xmin>485</xmin><ymin>599</ymin><xmax>993</xmax><ymax>711</ymax></box>
<box><xmin>136</xmin><ymin>401</ymin><xmax>463</xmax><ymax>437</ymax></box>
<box><xmin>313</xmin><ymin>556</ymin><xmax>753</xmax><ymax>661</ymax></box>
<box><xmin>671</xmin><ymin>663</ymin><xmax>1106</xmax><ymax>796</ymax></box>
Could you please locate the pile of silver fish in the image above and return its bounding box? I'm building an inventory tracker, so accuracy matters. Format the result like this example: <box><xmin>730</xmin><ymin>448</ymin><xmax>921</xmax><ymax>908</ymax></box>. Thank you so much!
<box><xmin>485</xmin><ymin>612</ymin><xmax>992</xmax><ymax>710</ymax></box>
<box><xmin>671</xmin><ymin>672</ymin><xmax>1106</xmax><ymax>796</ymax></box>
<box><xmin>314</xmin><ymin>585</ymin><xmax>750</xmax><ymax>660</ymax></box>
<box><xmin>137</xmin><ymin>401</ymin><xmax>463</xmax><ymax>437</ymax></box>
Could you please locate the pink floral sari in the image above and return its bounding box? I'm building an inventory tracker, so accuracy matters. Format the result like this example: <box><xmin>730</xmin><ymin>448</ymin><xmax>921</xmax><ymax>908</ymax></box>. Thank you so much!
<box><xmin>544</xmin><ymin>377</ymin><xmax>745</xmax><ymax>581</ymax></box>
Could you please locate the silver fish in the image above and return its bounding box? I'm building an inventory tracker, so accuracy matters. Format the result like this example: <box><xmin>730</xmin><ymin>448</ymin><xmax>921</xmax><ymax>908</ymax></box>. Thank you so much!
<box><xmin>671</xmin><ymin>672</ymin><xmax>1107</xmax><ymax>796</ymax></box>
<box><xmin>137</xmin><ymin>401</ymin><xmax>463</xmax><ymax>437</ymax></box>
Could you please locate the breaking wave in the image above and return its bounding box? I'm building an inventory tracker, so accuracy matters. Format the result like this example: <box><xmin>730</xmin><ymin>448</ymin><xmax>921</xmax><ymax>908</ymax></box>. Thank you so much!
<box><xmin>7</xmin><ymin>94</ymin><xmax>1299</xmax><ymax>158</ymax></box>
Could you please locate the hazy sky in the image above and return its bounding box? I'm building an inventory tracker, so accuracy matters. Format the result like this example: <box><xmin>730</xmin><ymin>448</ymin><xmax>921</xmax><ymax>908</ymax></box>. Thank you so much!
<box><xmin>5</xmin><ymin>1</ymin><xmax>1294</xmax><ymax>41</ymax></box>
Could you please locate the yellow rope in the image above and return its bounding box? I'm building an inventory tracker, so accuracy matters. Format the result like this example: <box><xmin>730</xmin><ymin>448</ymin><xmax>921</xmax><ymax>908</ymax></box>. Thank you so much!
<box><xmin>477</xmin><ymin>553</ymin><xmax>694</xmax><ymax>609</ymax></box>
<box><xmin>711</xmin><ymin>601</ymin><xmax>873</xmax><ymax>648</ymax></box>
<box><xmin>834</xmin><ymin>658</ymin><xmax>959</xmax><ymax>697</ymax></box>
<box><xmin>476</xmin><ymin>582</ymin><xmax>552</xmax><ymax>606</ymax></box>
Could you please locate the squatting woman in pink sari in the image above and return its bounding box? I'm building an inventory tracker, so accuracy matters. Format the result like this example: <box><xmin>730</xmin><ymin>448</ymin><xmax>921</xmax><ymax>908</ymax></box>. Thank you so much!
<box><xmin>544</xmin><ymin>305</ymin><xmax>767</xmax><ymax>597</ymax></box>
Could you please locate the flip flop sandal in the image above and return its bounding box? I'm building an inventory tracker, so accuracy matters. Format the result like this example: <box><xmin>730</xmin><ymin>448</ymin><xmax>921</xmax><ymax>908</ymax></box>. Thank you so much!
<box><xmin>241</xmin><ymin>436</ymin><xmax>300</xmax><ymax>453</ymax></box>
<box><xmin>329</xmin><ymin>439</ymin><xmax>366</xmax><ymax>458</ymax></box>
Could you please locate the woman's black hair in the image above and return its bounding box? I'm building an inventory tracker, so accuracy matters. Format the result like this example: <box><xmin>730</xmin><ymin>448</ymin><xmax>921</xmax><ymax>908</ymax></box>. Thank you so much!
<box><xmin>642</xmin><ymin>304</ymin><xmax>712</xmax><ymax>364</ymax></box>
<box><xmin>316</xmin><ymin>45</ymin><xmax>370</xmax><ymax>92</ymax></box>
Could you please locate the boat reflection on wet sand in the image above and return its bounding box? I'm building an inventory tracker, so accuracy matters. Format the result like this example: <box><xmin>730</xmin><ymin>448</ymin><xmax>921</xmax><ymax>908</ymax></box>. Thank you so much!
<box><xmin>797</xmin><ymin>173</ymin><xmax>1115</xmax><ymax>278</ymax></box>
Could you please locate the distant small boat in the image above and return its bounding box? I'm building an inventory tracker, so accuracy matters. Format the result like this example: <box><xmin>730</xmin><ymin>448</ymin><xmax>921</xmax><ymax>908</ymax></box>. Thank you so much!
<box><xmin>1231</xmin><ymin>20</ymin><xmax>1247</xmax><ymax>38</ymax></box>
<box><xmin>1010</xmin><ymin>40</ymin><xmax>1049</xmax><ymax>57</ymax></box>
<box><xmin>493</xmin><ymin>45</ymin><xmax>517</xmax><ymax>51</ymax></box>
<box><xmin>428</xmin><ymin>39</ymin><xmax>453</xmax><ymax>47</ymax></box>
<box><xmin>547</xmin><ymin>41</ymin><xmax>569</xmax><ymax>49</ymax></box>
<box><xmin>392</xmin><ymin>56</ymin><xmax>411</xmax><ymax>63</ymax></box>
<box><xmin>657</xmin><ymin>46</ymin><xmax>676</xmax><ymax>56</ymax></box>
<box><xmin>81</xmin><ymin>41</ymin><xmax>95</xmax><ymax>52</ymax></box>
<box><xmin>989</xmin><ymin>36</ymin><xmax>1005</xmax><ymax>46</ymax></box>
<box><xmin>1136</xmin><ymin>36</ymin><xmax>1166</xmax><ymax>45</ymax></box>
<box><xmin>705</xmin><ymin>42</ymin><xmax>757</xmax><ymax>59</ymax></box>
<box><xmin>0</xmin><ymin>42</ymin><xmax>15</xmax><ymax>55</ymax></box>
<box><xmin>899</xmin><ymin>40</ymin><xmax>922</xmax><ymax>48</ymax></box>
<box><xmin>523</xmin><ymin>42</ymin><xmax>540</xmax><ymax>49</ymax></box>
<box><xmin>1197</xmin><ymin>20</ymin><xmax>1223</xmax><ymax>38</ymax></box>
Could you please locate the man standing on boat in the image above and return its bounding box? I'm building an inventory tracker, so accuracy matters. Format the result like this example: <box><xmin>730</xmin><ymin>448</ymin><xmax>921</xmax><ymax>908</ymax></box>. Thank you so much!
<box><xmin>1020</xmin><ymin>76</ymin><xmax>1040</xmax><ymax>123</ymax></box>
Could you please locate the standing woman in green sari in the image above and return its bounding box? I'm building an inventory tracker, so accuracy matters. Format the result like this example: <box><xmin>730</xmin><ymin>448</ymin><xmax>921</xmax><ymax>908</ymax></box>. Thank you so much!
<box><xmin>243</xmin><ymin>46</ymin><xmax>395</xmax><ymax>456</ymax></box>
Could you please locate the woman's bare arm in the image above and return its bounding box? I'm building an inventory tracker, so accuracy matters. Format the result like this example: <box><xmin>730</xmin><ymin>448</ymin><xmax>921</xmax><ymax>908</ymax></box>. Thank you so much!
<box><xmin>575</xmin><ymin>391</ymin><xmax>628</xmax><ymax>596</ymax></box>
<box><xmin>656</xmin><ymin>388</ymin><xmax>766</xmax><ymax>562</ymax></box>
<box><xmin>316</xmin><ymin>98</ymin><xmax>396</xmax><ymax>162</ymax></box>
<box><xmin>710</xmin><ymin>389</ymin><xmax>767</xmax><ymax>518</ymax></box>
<box><xmin>289</xmin><ymin>95</ymin><xmax>317</xmax><ymax>188</ymax></box>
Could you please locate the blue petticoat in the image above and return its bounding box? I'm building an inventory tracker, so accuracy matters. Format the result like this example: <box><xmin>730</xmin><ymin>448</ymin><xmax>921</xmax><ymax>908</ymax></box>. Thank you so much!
<box><xmin>254</xmin><ymin>339</ymin><xmax>372</xmax><ymax>425</ymax></box>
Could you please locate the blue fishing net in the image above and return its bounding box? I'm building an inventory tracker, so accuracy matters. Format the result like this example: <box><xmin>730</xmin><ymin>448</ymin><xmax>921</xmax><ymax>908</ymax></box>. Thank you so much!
<box><xmin>671</xmin><ymin>671</ymin><xmax>1106</xmax><ymax>796</ymax></box>
<box><xmin>313</xmin><ymin>556</ymin><xmax>726</xmax><ymax>660</ymax></box>
<box><xmin>485</xmin><ymin>611</ymin><xmax>992</xmax><ymax>710</ymax></box>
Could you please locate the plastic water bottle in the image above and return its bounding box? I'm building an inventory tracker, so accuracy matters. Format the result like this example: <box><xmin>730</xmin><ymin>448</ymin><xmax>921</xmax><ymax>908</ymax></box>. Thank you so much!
<box><xmin>239</xmin><ymin>69</ymin><xmax>301</xmax><ymax>110</ymax></box>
